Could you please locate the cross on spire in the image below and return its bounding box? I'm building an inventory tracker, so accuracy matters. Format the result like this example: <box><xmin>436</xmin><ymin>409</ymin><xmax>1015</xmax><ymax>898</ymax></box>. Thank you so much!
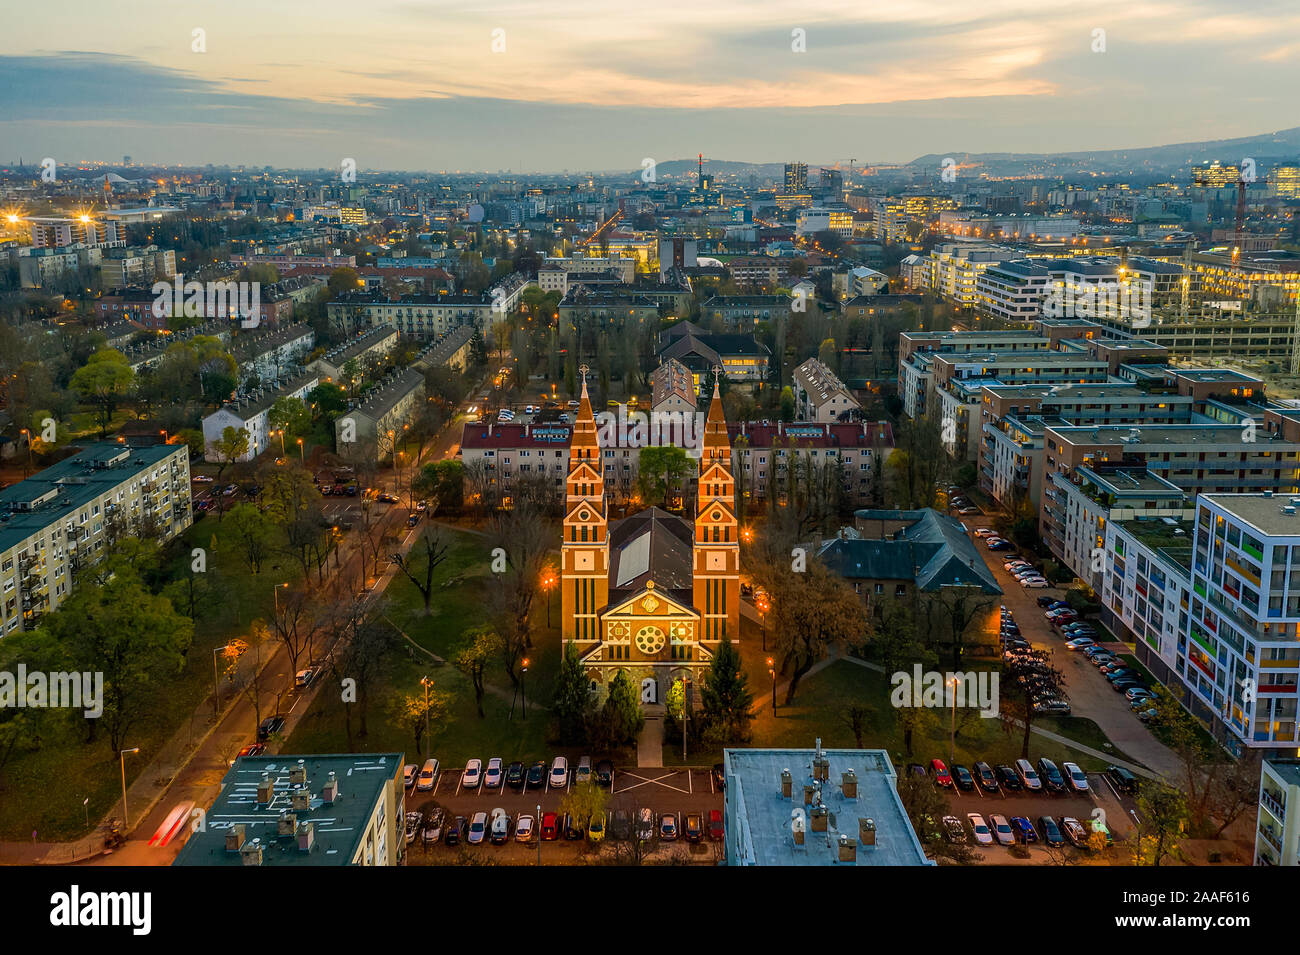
<box><xmin>578</xmin><ymin>363</ymin><xmax>590</xmax><ymax>379</ymax></box>
<box><xmin>711</xmin><ymin>365</ymin><xmax>722</xmax><ymax>386</ymax></box>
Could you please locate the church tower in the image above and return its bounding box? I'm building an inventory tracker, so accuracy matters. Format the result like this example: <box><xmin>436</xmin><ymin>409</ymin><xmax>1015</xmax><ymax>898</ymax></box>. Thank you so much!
<box><xmin>561</xmin><ymin>368</ymin><xmax>609</xmax><ymax>646</ymax></box>
<box><xmin>693</xmin><ymin>371</ymin><xmax>740</xmax><ymax>644</ymax></box>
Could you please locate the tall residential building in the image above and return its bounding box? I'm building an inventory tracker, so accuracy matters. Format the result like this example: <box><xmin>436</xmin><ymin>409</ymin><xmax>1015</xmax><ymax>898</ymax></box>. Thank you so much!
<box><xmin>1256</xmin><ymin>757</ymin><xmax>1300</xmax><ymax>865</ymax></box>
<box><xmin>784</xmin><ymin>162</ymin><xmax>809</xmax><ymax>194</ymax></box>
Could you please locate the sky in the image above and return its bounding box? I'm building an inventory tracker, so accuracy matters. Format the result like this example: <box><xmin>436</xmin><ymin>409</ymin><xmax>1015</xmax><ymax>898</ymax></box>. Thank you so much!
<box><xmin>2</xmin><ymin>0</ymin><xmax>1299</xmax><ymax>172</ymax></box>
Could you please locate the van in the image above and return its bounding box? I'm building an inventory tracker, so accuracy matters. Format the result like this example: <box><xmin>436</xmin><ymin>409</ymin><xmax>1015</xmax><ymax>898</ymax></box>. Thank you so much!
<box><xmin>416</xmin><ymin>758</ymin><xmax>440</xmax><ymax>792</ymax></box>
<box><xmin>489</xmin><ymin>807</ymin><xmax>510</xmax><ymax>844</ymax></box>
<box><xmin>1015</xmin><ymin>758</ymin><xmax>1042</xmax><ymax>791</ymax></box>
<box><xmin>1037</xmin><ymin>757</ymin><xmax>1066</xmax><ymax>793</ymax></box>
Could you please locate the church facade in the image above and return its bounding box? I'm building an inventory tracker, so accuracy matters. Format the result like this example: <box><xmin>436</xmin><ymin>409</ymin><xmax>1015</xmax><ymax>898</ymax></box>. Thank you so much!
<box><xmin>561</xmin><ymin>375</ymin><xmax>741</xmax><ymax>706</ymax></box>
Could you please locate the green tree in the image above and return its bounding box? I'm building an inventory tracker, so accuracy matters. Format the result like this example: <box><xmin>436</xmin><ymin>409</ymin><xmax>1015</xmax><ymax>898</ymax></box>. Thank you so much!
<box><xmin>635</xmin><ymin>445</ymin><xmax>692</xmax><ymax>508</ymax></box>
<box><xmin>699</xmin><ymin>638</ymin><xmax>753</xmax><ymax>742</ymax></box>
<box><xmin>551</xmin><ymin>642</ymin><xmax>595</xmax><ymax>742</ymax></box>
<box><xmin>210</xmin><ymin>425</ymin><xmax>250</xmax><ymax>481</ymax></box>
<box><xmin>592</xmin><ymin>670</ymin><xmax>644</xmax><ymax>749</ymax></box>
<box><xmin>227</xmin><ymin>503</ymin><xmax>272</xmax><ymax>573</ymax></box>
<box><xmin>455</xmin><ymin>627</ymin><xmax>502</xmax><ymax>719</ymax></box>
<box><xmin>268</xmin><ymin>396</ymin><xmax>311</xmax><ymax>441</ymax></box>
<box><xmin>779</xmin><ymin>386</ymin><xmax>796</xmax><ymax>422</ymax></box>
<box><xmin>1136</xmin><ymin>782</ymin><xmax>1188</xmax><ymax>866</ymax></box>
<box><xmin>559</xmin><ymin>778</ymin><xmax>610</xmax><ymax>831</ymax></box>
<box><xmin>392</xmin><ymin>686</ymin><xmax>450</xmax><ymax>758</ymax></box>
<box><xmin>70</xmin><ymin>349</ymin><xmax>135</xmax><ymax>435</ymax></box>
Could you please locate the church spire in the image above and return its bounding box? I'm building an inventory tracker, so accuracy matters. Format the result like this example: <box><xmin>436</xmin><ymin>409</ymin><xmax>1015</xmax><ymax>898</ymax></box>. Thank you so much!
<box><xmin>701</xmin><ymin>365</ymin><xmax>729</xmax><ymax>461</ymax></box>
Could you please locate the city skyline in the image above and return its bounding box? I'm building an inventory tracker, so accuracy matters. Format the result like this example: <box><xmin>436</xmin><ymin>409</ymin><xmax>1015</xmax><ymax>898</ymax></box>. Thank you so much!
<box><xmin>4</xmin><ymin>0</ymin><xmax>1300</xmax><ymax>171</ymax></box>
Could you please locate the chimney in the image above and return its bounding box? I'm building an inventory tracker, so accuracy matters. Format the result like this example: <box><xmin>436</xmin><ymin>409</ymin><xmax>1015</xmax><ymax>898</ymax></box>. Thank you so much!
<box><xmin>810</xmin><ymin>804</ymin><xmax>829</xmax><ymax>833</ymax></box>
<box><xmin>838</xmin><ymin>834</ymin><xmax>857</xmax><ymax>863</ymax></box>
<box><xmin>791</xmin><ymin>808</ymin><xmax>806</xmax><ymax>846</ymax></box>
<box><xmin>257</xmin><ymin>773</ymin><xmax>275</xmax><ymax>806</ymax></box>
<box><xmin>780</xmin><ymin>769</ymin><xmax>793</xmax><ymax>799</ymax></box>
<box><xmin>290</xmin><ymin>761</ymin><xmax>307</xmax><ymax>786</ymax></box>
<box><xmin>841</xmin><ymin>769</ymin><xmax>858</xmax><ymax>799</ymax></box>
<box><xmin>292</xmin><ymin>787</ymin><xmax>312</xmax><ymax>812</ymax></box>
<box><xmin>321</xmin><ymin>771</ymin><xmax>340</xmax><ymax>804</ymax></box>
<box><xmin>278</xmin><ymin>811</ymin><xmax>298</xmax><ymax>837</ymax></box>
<box><xmin>240</xmin><ymin>839</ymin><xmax>264</xmax><ymax>866</ymax></box>
<box><xmin>225</xmin><ymin>823</ymin><xmax>247</xmax><ymax>852</ymax></box>
<box><xmin>803</xmin><ymin>783</ymin><xmax>817</xmax><ymax>806</ymax></box>
<box><xmin>859</xmin><ymin>817</ymin><xmax>877</xmax><ymax>846</ymax></box>
<box><xmin>297</xmin><ymin>821</ymin><xmax>315</xmax><ymax>852</ymax></box>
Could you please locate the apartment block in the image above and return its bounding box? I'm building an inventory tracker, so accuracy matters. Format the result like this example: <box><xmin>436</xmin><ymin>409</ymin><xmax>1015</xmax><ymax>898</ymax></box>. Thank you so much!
<box><xmin>203</xmin><ymin>373</ymin><xmax>320</xmax><ymax>462</ymax></box>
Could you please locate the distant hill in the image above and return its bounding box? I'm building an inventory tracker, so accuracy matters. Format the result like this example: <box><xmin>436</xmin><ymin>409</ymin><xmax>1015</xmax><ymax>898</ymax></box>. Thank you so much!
<box><xmin>908</xmin><ymin>127</ymin><xmax>1300</xmax><ymax>178</ymax></box>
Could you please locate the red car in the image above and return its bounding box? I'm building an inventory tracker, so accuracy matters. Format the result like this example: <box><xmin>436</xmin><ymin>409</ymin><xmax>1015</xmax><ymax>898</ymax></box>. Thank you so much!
<box><xmin>237</xmin><ymin>743</ymin><xmax>265</xmax><ymax>758</ymax></box>
<box><xmin>707</xmin><ymin>809</ymin><xmax>723</xmax><ymax>842</ymax></box>
<box><xmin>930</xmin><ymin>758</ymin><xmax>953</xmax><ymax>788</ymax></box>
<box><xmin>540</xmin><ymin>812</ymin><xmax>560</xmax><ymax>841</ymax></box>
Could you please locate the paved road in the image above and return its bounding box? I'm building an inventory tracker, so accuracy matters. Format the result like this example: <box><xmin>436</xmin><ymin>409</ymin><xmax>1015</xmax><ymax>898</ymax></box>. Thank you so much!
<box><xmin>956</xmin><ymin>517</ymin><xmax>1183</xmax><ymax>781</ymax></box>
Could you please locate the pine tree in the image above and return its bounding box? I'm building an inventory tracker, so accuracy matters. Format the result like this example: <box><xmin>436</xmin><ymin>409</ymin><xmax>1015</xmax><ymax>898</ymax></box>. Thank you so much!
<box><xmin>700</xmin><ymin>639</ymin><xmax>754</xmax><ymax>742</ymax></box>
<box><xmin>551</xmin><ymin>642</ymin><xmax>594</xmax><ymax>742</ymax></box>
<box><xmin>598</xmin><ymin>670</ymin><xmax>645</xmax><ymax>747</ymax></box>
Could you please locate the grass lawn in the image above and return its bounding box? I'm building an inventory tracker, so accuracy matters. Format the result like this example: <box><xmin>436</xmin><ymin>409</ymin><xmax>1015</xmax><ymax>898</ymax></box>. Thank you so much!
<box><xmin>285</xmin><ymin>525</ymin><xmax>566</xmax><ymax>767</ymax></box>
<box><xmin>0</xmin><ymin>512</ymin><xmax>300</xmax><ymax>840</ymax></box>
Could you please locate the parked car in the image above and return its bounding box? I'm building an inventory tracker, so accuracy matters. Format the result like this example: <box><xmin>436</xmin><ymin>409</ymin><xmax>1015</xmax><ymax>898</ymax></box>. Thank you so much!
<box><xmin>1062</xmin><ymin>761</ymin><xmax>1090</xmax><ymax>793</ymax></box>
<box><xmin>712</xmin><ymin>763</ymin><xmax>726</xmax><ymax>791</ymax></box>
<box><xmin>505</xmin><ymin>760</ymin><xmax>525</xmax><ymax>790</ymax></box>
<box><xmin>294</xmin><ymin>667</ymin><xmax>318</xmax><ymax>688</ymax></box>
<box><xmin>540</xmin><ymin>812</ymin><xmax>560</xmax><ymax>841</ymax></box>
<box><xmin>575</xmin><ymin>755</ymin><xmax>592</xmax><ymax>785</ymax></box>
<box><xmin>684</xmin><ymin>812</ymin><xmax>703</xmax><ymax>843</ymax></box>
<box><xmin>707</xmin><ymin>809</ymin><xmax>724</xmax><ymax>842</ymax></box>
<box><xmin>930</xmin><ymin>758</ymin><xmax>953</xmax><ymax>788</ymax></box>
<box><xmin>1061</xmin><ymin>816</ymin><xmax>1088</xmax><ymax>847</ymax></box>
<box><xmin>403</xmin><ymin>764</ymin><xmax>418</xmax><ymax>790</ymax></box>
<box><xmin>444</xmin><ymin>816</ymin><xmax>467</xmax><ymax>846</ymax></box>
<box><xmin>1037</xmin><ymin>757</ymin><xmax>1066</xmax><ymax>793</ymax></box>
<box><xmin>1021</xmin><ymin>577</ymin><xmax>1049</xmax><ymax>588</ymax></box>
<box><xmin>659</xmin><ymin>812</ymin><xmax>679</xmax><ymax>841</ymax></box>
<box><xmin>942</xmin><ymin>815</ymin><xmax>967</xmax><ymax>843</ymax></box>
<box><xmin>467</xmin><ymin>811</ymin><xmax>488</xmax><ymax>845</ymax></box>
<box><xmin>1011</xmin><ymin>816</ymin><xmax>1038</xmax><ymax>844</ymax></box>
<box><xmin>596</xmin><ymin>759</ymin><xmax>614</xmax><ymax>788</ymax></box>
<box><xmin>1036</xmin><ymin>595</ymin><xmax>1060</xmax><ymax>608</ymax></box>
<box><xmin>489</xmin><ymin>808</ymin><xmax>510</xmax><ymax>844</ymax></box>
<box><xmin>587</xmin><ymin>812</ymin><xmax>606</xmax><ymax>842</ymax></box>
<box><xmin>952</xmin><ymin>764</ymin><xmax>975</xmax><ymax>792</ymax></box>
<box><xmin>1015</xmin><ymin>758</ymin><xmax>1042</xmax><ymax>791</ymax></box>
<box><xmin>1038</xmin><ymin>815</ymin><xmax>1065</xmax><ymax>847</ymax></box>
<box><xmin>1065</xmin><ymin>637</ymin><xmax>1095</xmax><ymax>650</ymax></box>
<box><xmin>514</xmin><ymin>814</ymin><xmax>535</xmax><ymax>843</ymax></box>
<box><xmin>549</xmin><ymin>756</ymin><xmax>569</xmax><ymax>789</ymax></box>
<box><xmin>526</xmin><ymin>761</ymin><xmax>546</xmax><ymax>789</ymax></box>
<box><xmin>417</xmin><ymin>758</ymin><xmax>440</xmax><ymax>792</ymax></box>
<box><xmin>967</xmin><ymin>813</ymin><xmax>994</xmax><ymax>846</ymax></box>
<box><xmin>257</xmin><ymin>715</ymin><xmax>285</xmax><ymax>741</ymax></box>
<box><xmin>995</xmin><ymin>764</ymin><xmax>1022</xmax><ymax>791</ymax></box>
<box><xmin>423</xmin><ymin>808</ymin><xmax>445</xmax><ymax>845</ymax></box>
<box><xmin>462</xmin><ymin>759</ymin><xmax>483</xmax><ymax>790</ymax></box>
<box><xmin>974</xmin><ymin>527</ymin><xmax>997</xmax><ymax>539</ymax></box>
<box><xmin>990</xmin><ymin>814</ymin><xmax>1016</xmax><ymax>846</ymax></box>
<box><xmin>974</xmin><ymin>761</ymin><xmax>999</xmax><ymax>792</ymax></box>
<box><xmin>238</xmin><ymin>743</ymin><xmax>265</xmax><ymax>758</ymax></box>
<box><xmin>563</xmin><ymin>812</ymin><xmax>584</xmax><ymax>841</ymax></box>
<box><xmin>1106</xmin><ymin>765</ymin><xmax>1139</xmax><ymax>794</ymax></box>
<box><xmin>1126</xmin><ymin>688</ymin><xmax>1157</xmax><ymax>702</ymax></box>
<box><xmin>404</xmin><ymin>811</ymin><xmax>423</xmax><ymax>846</ymax></box>
<box><xmin>484</xmin><ymin>757</ymin><xmax>503</xmax><ymax>789</ymax></box>
<box><xmin>636</xmin><ymin>808</ymin><xmax>655</xmax><ymax>842</ymax></box>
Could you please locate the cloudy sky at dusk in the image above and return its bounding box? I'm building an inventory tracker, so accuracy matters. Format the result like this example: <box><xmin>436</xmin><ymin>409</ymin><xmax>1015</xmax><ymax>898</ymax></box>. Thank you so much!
<box><xmin>2</xmin><ymin>0</ymin><xmax>1298</xmax><ymax>171</ymax></box>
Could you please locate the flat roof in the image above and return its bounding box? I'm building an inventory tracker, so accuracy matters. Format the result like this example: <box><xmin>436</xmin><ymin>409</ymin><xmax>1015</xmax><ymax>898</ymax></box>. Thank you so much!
<box><xmin>723</xmin><ymin>746</ymin><xmax>931</xmax><ymax>866</ymax></box>
<box><xmin>1047</xmin><ymin>423</ymin><xmax>1300</xmax><ymax>450</ymax></box>
<box><xmin>1202</xmin><ymin>493</ymin><xmax>1300</xmax><ymax>538</ymax></box>
<box><xmin>173</xmin><ymin>753</ymin><xmax>402</xmax><ymax>866</ymax></box>
<box><xmin>1265</xmin><ymin>757</ymin><xmax>1300</xmax><ymax>789</ymax></box>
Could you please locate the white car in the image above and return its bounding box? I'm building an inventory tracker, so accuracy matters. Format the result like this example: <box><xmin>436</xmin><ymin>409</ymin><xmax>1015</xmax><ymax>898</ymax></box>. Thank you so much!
<box><xmin>525</xmin><ymin>405</ymin><xmax>536</xmax><ymax>414</ymax></box>
<box><xmin>967</xmin><ymin>812</ymin><xmax>994</xmax><ymax>846</ymax></box>
<box><xmin>514</xmin><ymin>814</ymin><xmax>535</xmax><ymax>843</ymax></box>
<box><xmin>484</xmin><ymin>757</ymin><xmax>503</xmax><ymax>789</ymax></box>
<box><xmin>973</xmin><ymin>527</ymin><xmax>996</xmax><ymax>539</ymax></box>
<box><xmin>462</xmin><ymin>758</ymin><xmax>483</xmax><ymax>789</ymax></box>
<box><xmin>1021</xmin><ymin>577</ymin><xmax>1049</xmax><ymax>588</ymax></box>
<box><xmin>549</xmin><ymin>756</ymin><xmax>568</xmax><ymax>789</ymax></box>
<box><xmin>990</xmin><ymin>813</ymin><xmax>1015</xmax><ymax>846</ymax></box>
<box><xmin>1005</xmin><ymin>561</ymin><xmax>1032</xmax><ymax>572</ymax></box>
<box><xmin>468</xmin><ymin>811</ymin><xmax>488</xmax><ymax>845</ymax></box>
<box><xmin>1062</xmin><ymin>761</ymin><xmax>1090</xmax><ymax>792</ymax></box>
<box><xmin>1065</xmin><ymin>637</ymin><xmax>1095</xmax><ymax>650</ymax></box>
<box><xmin>193</xmin><ymin>475</ymin><xmax>215</xmax><ymax>483</ymax></box>
<box><xmin>416</xmin><ymin>758</ymin><xmax>440</xmax><ymax>792</ymax></box>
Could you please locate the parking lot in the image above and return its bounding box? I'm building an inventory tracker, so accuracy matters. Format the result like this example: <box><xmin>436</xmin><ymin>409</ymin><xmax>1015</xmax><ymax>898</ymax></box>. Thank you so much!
<box><xmin>403</xmin><ymin>764</ymin><xmax>724</xmax><ymax>864</ymax></box>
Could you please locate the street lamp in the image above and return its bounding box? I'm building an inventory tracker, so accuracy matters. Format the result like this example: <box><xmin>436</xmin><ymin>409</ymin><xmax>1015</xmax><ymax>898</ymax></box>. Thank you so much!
<box><xmin>767</xmin><ymin>657</ymin><xmax>776</xmax><ymax>713</ymax></box>
<box><xmin>948</xmin><ymin>677</ymin><xmax>958</xmax><ymax>768</ymax></box>
<box><xmin>119</xmin><ymin>747</ymin><xmax>139</xmax><ymax>829</ymax></box>
<box><xmin>18</xmin><ymin>428</ymin><xmax>30</xmax><ymax>477</ymax></box>
<box><xmin>274</xmin><ymin>581</ymin><xmax>288</xmax><ymax>615</ymax></box>
<box><xmin>540</xmin><ymin>571</ymin><xmax>557</xmax><ymax>627</ymax></box>
<box><xmin>419</xmin><ymin>675</ymin><xmax>434</xmax><ymax>758</ymax></box>
<box><xmin>212</xmin><ymin>644</ymin><xmax>234</xmax><ymax>718</ymax></box>
<box><xmin>276</xmin><ymin>428</ymin><xmax>286</xmax><ymax>456</ymax></box>
<box><xmin>297</xmin><ymin>437</ymin><xmax>304</xmax><ymax>464</ymax></box>
<box><xmin>521</xmin><ymin>658</ymin><xmax>529</xmax><ymax>720</ymax></box>
<box><xmin>757</xmin><ymin>595</ymin><xmax>770</xmax><ymax>652</ymax></box>
<box><xmin>536</xmin><ymin>801</ymin><xmax>542</xmax><ymax>866</ymax></box>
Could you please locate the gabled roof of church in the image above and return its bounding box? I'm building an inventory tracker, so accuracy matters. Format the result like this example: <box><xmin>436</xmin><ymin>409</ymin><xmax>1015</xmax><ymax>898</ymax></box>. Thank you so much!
<box><xmin>607</xmin><ymin>506</ymin><xmax>694</xmax><ymax>604</ymax></box>
<box><xmin>820</xmin><ymin>509</ymin><xmax>1002</xmax><ymax>595</ymax></box>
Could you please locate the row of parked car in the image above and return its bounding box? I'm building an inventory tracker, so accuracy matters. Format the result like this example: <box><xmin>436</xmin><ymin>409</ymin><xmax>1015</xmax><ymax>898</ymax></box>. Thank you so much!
<box><xmin>405</xmin><ymin>806</ymin><xmax>723</xmax><ymax>847</ymax></box>
<box><xmin>942</xmin><ymin>811</ymin><xmax>1112</xmax><ymax>849</ymax></box>
<box><xmin>408</xmin><ymin>755</ymin><xmax>616</xmax><ymax>794</ymax></box>
<box><xmin>921</xmin><ymin>756</ymin><xmax>1090</xmax><ymax>795</ymax></box>
<box><xmin>1001</xmin><ymin>606</ymin><xmax>1071</xmax><ymax>715</ymax></box>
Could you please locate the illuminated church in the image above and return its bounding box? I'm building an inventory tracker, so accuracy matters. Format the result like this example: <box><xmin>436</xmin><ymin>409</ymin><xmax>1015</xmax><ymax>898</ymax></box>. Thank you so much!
<box><xmin>562</xmin><ymin>370</ymin><xmax>741</xmax><ymax>705</ymax></box>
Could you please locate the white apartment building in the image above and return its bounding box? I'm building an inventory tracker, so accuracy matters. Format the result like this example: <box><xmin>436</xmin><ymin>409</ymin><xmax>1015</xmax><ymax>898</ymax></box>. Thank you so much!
<box><xmin>203</xmin><ymin>373</ymin><xmax>320</xmax><ymax>462</ymax></box>
<box><xmin>1256</xmin><ymin>758</ymin><xmax>1300</xmax><ymax>865</ymax></box>
<box><xmin>792</xmin><ymin>358</ymin><xmax>860</xmax><ymax>423</ymax></box>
